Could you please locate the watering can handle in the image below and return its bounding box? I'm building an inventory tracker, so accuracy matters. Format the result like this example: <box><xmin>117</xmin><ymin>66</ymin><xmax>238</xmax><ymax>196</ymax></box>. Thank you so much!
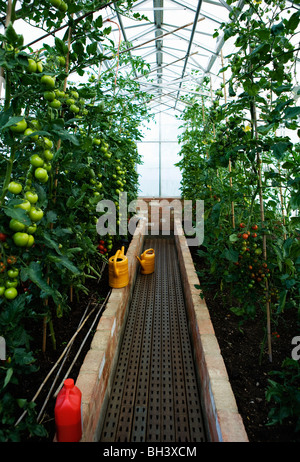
<box><xmin>113</xmin><ymin>250</ymin><xmax>120</xmax><ymax>278</ymax></box>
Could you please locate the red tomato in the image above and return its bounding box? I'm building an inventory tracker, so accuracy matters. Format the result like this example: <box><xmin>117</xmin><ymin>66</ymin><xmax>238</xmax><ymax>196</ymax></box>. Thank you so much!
<box><xmin>0</xmin><ymin>233</ymin><xmax>7</xmax><ymax>242</ymax></box>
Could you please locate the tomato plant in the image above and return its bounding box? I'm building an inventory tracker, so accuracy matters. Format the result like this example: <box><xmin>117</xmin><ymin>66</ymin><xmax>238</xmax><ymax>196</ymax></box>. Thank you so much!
<box><xmin>177</xmin><ymin>0</ymin><xmax>300</xmax><ymax>374</ymax></box>
<box><xmin>0</xmin><ymin>0</ymin><xmax>151</xmax><ymax>441</ymax></box>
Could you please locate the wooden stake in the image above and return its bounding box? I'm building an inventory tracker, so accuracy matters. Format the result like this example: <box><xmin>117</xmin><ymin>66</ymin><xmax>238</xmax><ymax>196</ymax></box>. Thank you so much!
<box><xmin>278</xmin><ymin>164</ymin><xmax>287</xmax><ymax>240</ymax></box>
<box><xmin>252</xmin><ymin>102</ymin><xmax>272</xmax><ymax>362</ymax></box>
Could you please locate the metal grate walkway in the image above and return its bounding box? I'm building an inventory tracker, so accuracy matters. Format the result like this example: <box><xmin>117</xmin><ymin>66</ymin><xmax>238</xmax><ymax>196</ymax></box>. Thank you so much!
<box><xmin>99</xmin><ymin>237</ymin><xmax>206</xmax><ymax>442</ymax></box>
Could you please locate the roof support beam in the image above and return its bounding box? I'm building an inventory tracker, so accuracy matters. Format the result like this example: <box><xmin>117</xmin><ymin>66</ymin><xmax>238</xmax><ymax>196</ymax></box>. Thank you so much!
<box><xmin>153</xmin><ymin>0</ymin><xmax>164</xmax><ymax>86</ymax></box>
<box><xmin>174</xmin><ymin>0</ymin><xmax>203</xmax><ymax>108</ymax></box>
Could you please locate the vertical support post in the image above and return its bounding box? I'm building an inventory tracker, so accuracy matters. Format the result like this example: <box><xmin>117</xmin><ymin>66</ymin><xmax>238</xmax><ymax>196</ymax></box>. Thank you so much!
<box><xmin>159</xmin><ymin>107</ymin><xmax>162</xmax><ymax>197</ymax></box>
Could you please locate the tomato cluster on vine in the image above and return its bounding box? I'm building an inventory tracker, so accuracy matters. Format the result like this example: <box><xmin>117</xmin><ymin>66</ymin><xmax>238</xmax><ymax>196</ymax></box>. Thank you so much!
<box><xmin>97</xmin><ymin>235</ymin><xmax>113</xmax><ymax>257</ymax></box>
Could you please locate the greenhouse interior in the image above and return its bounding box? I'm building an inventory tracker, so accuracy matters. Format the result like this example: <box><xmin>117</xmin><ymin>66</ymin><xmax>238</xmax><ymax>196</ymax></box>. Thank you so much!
<box><xmin>0</xmin><ymin>0</ymin><xmax>299</xmax><ymax>445</ymax></box>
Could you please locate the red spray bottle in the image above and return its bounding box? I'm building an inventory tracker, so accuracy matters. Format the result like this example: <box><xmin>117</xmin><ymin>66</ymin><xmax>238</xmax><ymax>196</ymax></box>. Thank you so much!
<box><xmin>55</xmin><ymin>378</ymin><xmax>82</xmax><ymax>442</ymax></box>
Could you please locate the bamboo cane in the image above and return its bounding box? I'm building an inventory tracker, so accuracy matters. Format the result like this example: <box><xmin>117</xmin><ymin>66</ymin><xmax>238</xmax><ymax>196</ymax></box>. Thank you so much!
<box><xmin>278</xmin><ymin>164</ymin><xmax>287</xmax><ymax>240</ymax></box>
<box><xmin>42</xmin><ymin>17</ymin><xmax>73</xmax><ymax>351</ymax></box>
<box><xmin>15</xmin><ymin>291</ymin><xmax>111</xmax><ymax>428</ymax></box>
<box><xmin>251</xmin><ymin>100</ymin><xmax>272</xmax><ymax>362</ymax></box>
<box><xmin>221</xmin><ymin>50</ymin><xmax>235</xmax><ymax>228</ymax></box>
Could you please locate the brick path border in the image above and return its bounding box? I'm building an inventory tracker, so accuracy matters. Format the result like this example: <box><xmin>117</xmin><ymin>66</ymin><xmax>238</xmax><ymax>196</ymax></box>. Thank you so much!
<box><xmin>67</xmin><ymin>201</ymin><xmax>248</xmax><ymax>442</ymax></box>
<box><xmin>174</xmin><ymin>217</ymin><xmax>248</xmax><ymax>442</ymax></box>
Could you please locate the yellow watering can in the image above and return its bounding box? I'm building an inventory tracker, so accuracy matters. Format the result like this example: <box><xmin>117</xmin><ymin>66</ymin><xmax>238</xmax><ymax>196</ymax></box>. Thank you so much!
<box><xmin>136</xmin><ymin>248</ymin><xmax>155</xmax><ymax>275</ymax></box>
<box><xmin>108</xmin><ymin>246</ymin><xmax>129</xmax><ymax>288</ymax></box>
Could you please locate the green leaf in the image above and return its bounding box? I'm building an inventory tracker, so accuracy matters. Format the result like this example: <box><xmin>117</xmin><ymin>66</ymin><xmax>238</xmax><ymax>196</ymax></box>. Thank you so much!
<box><xmin>47</xmin><ymin>254</ymin><xmax>80</xmax><ymax>275</ymax></box>
<box><xmin>20</xmin><ymin>262</ymin><xmax>59</xmax><ymax>301</ymax></box>
<box><xmin>286</xmin><ymin>10</ymin><xmax>300</xmax><ymax>32</ymax></box>
<box><xmin>55</xmin><ymin>37</ymin><xmax>69</xmax><ymax>56</ymax></box>
<box><xmin>5</xmin><ymin>23</ymin><xmax>23</xmax><ymax>47</ymax></box>
<box><xmin>229</xmin><ymin>233</ymin><xmax>239</xmax><ymax>243</ymax></box>
<box><xmin>3</xmin><ymin>206</ymin><xmax>31</xmax><ymax>226</ymax></box>
<box><xmin>1</xmin><ymin>116</ymin><xmax>25</xmax><ymax>131</ymax></box>
<box><xmin>45</xmin><ymin>210</ymin><xmax>58</xmax><ymax>224</ymax></box>
<box><xmin>271</xmin><ymin>21</ymin><xmax>284</xmax><ymax>36</ymax></box>
<box><xmin>223</xmin><ymin>248</ymin><xmax>239</xmax><ymax>262</ymax></box>
<box><xmin>56</xmin><ymin>130</ymin><xmax>80</xmax><ymax>146</ymax></box>
<box><xmin>272</xmin><ymin>141</ymin><xmax>292</xmax><ymax>160</ymax></box>
<box><xmin>284</xmin><ymin>106</ymin><xmax>300</xmax><ymax>120</ymax></box>
<box><xmin>3</xmin><ymin>368</ymin><xmax>13</xmax><ymax>389</ymax></box>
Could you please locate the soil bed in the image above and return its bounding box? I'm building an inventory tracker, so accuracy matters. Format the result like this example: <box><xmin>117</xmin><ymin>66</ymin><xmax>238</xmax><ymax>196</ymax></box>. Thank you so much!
<box><xmin>20</xmin><ymin>238</ymin><xmax>131</xmax><ymax>442</ymax></box>
<box><xmin>16</xmin><ymin>237</ymin><xmax>299</xmax><ymax>443</ymax></box>
<box><xmin>190</xmin><ymin>247</ymin><xmax>300</xmax><ymax>443</ymax></box>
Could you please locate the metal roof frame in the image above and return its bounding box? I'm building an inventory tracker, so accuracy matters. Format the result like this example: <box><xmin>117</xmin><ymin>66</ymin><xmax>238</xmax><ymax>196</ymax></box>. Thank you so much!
<box><xmin>101</xmin><ymin>0</ymin><xmax>237</xmax><ymax>114</ymax></box>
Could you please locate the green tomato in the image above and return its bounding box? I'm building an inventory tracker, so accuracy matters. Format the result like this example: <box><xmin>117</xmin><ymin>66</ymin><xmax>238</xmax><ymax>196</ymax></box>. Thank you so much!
<box><xmin>34</xmin><ymin>168</ymin><xmax>48</xmax><ymax>181</ymax></box>
<box><xmin>55</xmin><ymin>89</ymin><xmax>65</xmax><ymax>98</ymax></box>
<box><xmin>24</xmin><ymin>128</ymin><xmax>39</xmax><ymax>141</ymax></box>
<box><xmin>5</xmin><ymin>279</ymin><xmax>18</xmax><ymax>288</ymax></box>
<box><xmin>43</xmin><ymin>137</ymin><xmax>53</xmax><ymax>149</ymax></box>
<box><xmin>43</xmin><ymin>149</ymin><xmax>53</xmax><ymax>161</ymax></box>
<box><xmin>36</xmin><ymin>61</ymin><xmax>43</xmax><ymax>73</ymax></box>
<box><xmin>29</xmin><ymin>207</ymin><xmax>44</xmax><ymax>222</ymax></box>
<box><xmin>27</xmin><ymin>58</ymin><xmax>37</xmax><ymax>73</ymax></box>
<box><xmin>39</xmin><ymin>173</ymin><xmax>49</xmax><ymax>183</ymax></box>
<box><xmin>44</xmin><ymin>91</ymin><xmax>56</xmax><ymax>101</ymax></box>
<box><xmin>8</xmin><ymin>181</ymin><xmax>22</xmax><ymax>194</ymax></box>
<box><xmin>15</xmin><ymin>200</ymin><xmax>31</xmax><ymax>212</ymax></box>
<box><xmin>57</xmin><ymin>56</ymin><xmax>66</xmax><ymax>67</ymax></box>
<box><xmin>9</xmin><ymin>219</ymin><xmax>25</xmax><ymax>232</ymax></box>
<box><xmin>70</xmin><ymin>90</ymin><xmax>79</xmax><ymax>99</ymax></box>
<box><xmin>31</xmin><ymin>119</ymin><xmax>41</xmax><ymax>130</ymax></box>
<box><xmin>44</xmin><ymin>162</ymin><xmax>52</xmax><ymax>172</ymax></box>
<box><xmin>9</xmin><ymin>118</ymin><xmax>27</xmax><ymax>133</ymax></box>
<box><xmin>41</xmin><ymin>75</ymin><xmax>55</xmax><ymax>89</ymax></box>
<box><xmin>50</xmin><ymin>0</ymin><xmax>62</xmax><ymax>7</ymax></box>
<box><xmin>49</xmin><ymin>99</ymin><xmax>61</xmax><ymax>109</ymax></box>
<box><xmin>4</xmin><ymin>287</ymin><xmax>18</xmax><ymax>300</ymax></box>
<box><xmin>8</xmin><ymin>268</ymin><xmax>19</xmax><ymax>278</ymax></box>
<box><xmin>66</xmin><ymin>98</ymin><xmax>75</xmax><ymax>106</ymax></box>
<box><xmin>26</xmin><ymin>235</ymin><xmax>35</xmax><ymax>248</ymax></box>
<box><xmin>13</xmin><ymin>232</ymin><xmax>29</xmax><ymax>247</ymax></box>
<box><xmin>58</xmin><ymin>0</ymin><xmax>68</xmax><ymax>12</ymax></box>
<box><xmin>27</xmin><ymin>223</ymin><xmax>37</xmax><ymax>234</ymax></box>
<box><xmin>25</xmin><ymin>191</ymin><xmax>38</xmax><ymax>204</ymax></box>
<box><xmin>255</xmin><ymin>248</ymin><xmax>262</xmax><ymax>255</ymax></box>
<box><xmin>92</xmin><ymin>138</ymin><xmax>101</xmax><ymax>146</ymax></box>
<box><xmin>30</xmin><ymin>154</ymin><xmax>44</xmax><ymax>167</ymax></box>
<box><xmin>0</xmin><ymin>286</ymin><xmax>5</xmax><ymax>296</ymax></box>
<box><xmin>69</xmin><ymin>104</ymin><xmax>80</xmax><ymax>114</ymax></box>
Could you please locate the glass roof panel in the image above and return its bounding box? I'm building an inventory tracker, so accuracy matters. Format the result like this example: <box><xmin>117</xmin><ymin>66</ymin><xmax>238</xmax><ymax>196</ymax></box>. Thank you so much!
<box><xmin>102</xmin><ymin>0</ymin><xmax>233</xmax><ymax>116</ymax></box>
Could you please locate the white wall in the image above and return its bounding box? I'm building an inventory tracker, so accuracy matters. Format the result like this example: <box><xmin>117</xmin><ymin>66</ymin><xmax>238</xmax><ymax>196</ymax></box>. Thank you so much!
<box><xmin>137</xmin><ymin>110</ymin><xmax>183</xmax><ymax>197</ymax></box>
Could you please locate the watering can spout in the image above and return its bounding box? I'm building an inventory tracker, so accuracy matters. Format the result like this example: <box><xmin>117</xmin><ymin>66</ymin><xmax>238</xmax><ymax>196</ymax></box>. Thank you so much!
<box><xmin>136</xmin><ymin>255</ymin><xmax>145</xmax><ymax>270</ymax></box>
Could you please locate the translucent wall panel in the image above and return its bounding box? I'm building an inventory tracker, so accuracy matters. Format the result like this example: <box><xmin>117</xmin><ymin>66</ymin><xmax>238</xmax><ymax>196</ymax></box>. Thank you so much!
<box><xmin>137</xmin><ymin>109</ymin><xmax>183</xmax><ymax>197</ymax></box>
